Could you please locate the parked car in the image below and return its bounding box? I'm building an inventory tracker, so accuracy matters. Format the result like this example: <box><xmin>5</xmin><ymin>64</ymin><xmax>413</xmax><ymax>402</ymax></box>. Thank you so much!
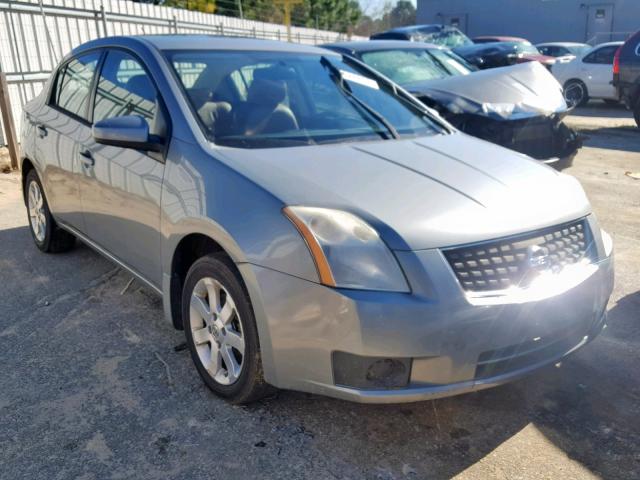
<box><xmin>454</xmin><ymin>41</ymin><xmax>556</xmax><ymax>70</ymax></box>
<box><xmin>536</xmin><ymin>42</ymin><xmax>591</xmax><ymax>62</ymax></box>
<box><xmin>552</xmin><ymin>41</ymin><xmax>624</xmax><ymax>107</ymax></box>
<box><xmin>324</xmin><ymin>40</ymin><xmax>581</xmax><ymax>169</ymax></box>
<box><xmin>370</xmin><ymin>24</ymin><xmax>473</xmax><ymax>47</ymax></box>
<box><xmin>613</xmin><ymin>30</ymin><xmax>640</xmax><ymax>127</ymax></box>
<box><xmin>20</xmin><ymin>36</ymin><xmax>614</xmax><ymax>404</ymax></box>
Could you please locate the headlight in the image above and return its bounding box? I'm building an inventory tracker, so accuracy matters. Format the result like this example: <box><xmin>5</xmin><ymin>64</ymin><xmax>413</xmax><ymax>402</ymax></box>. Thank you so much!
<box><xmin>283</xmin><ymin>206</ymin><xmax>409</xmax><ymax>292</ymax></box>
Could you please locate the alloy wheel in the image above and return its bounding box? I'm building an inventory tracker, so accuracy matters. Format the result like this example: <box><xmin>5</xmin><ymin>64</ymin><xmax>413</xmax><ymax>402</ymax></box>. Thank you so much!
<box><xmin>564</xmin><ymin>81</ymin><xmax>585</xmax><ymax>107</ymax></box>
<box><xmin>189</xmin><ymin>277</ymin><xmax>245</xmax><ymax>385</ymax></box>
<box><xmin>28</xmin><ymin>180</ymin><xmax>46</xmax><ymax>242</ymax></box>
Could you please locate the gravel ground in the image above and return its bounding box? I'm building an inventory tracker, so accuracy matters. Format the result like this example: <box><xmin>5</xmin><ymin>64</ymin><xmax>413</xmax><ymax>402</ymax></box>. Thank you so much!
<box><xmin>0</xmin><ymin>105</ymin><xmax>639</xmax><ymax>480</ymax></box>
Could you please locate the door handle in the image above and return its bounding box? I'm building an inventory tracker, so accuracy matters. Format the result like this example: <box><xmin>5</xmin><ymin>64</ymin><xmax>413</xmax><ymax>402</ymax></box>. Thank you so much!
<box><xmin>36</xmin><ymin>124</ymin><xmax>47</xmax><ymax>138</ymax></box>
<box><xmin>79</xmin><ymin>149</ymin><xmax>95</xmax><ymax>167</ymax></box>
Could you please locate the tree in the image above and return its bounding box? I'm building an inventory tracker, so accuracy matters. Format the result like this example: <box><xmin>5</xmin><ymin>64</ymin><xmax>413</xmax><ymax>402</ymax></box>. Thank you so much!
<box><xmin>293</xmin><ymin>0</ymin><xmax>362</xmax><ymax>33</ymax></box>
<box><xmin>388</xmin><ymin>0</ymin><xmax>415</xmax><ymax>28</ymax></box>
<box><xmin>163</xmin><ymin>0</ymin><xmax>216</xmax><ymax>14</ymax></box>
<box><xmin>354</xmin><ymin>0</ymin><xmax>416</xmax><ymax>36</ymax></box>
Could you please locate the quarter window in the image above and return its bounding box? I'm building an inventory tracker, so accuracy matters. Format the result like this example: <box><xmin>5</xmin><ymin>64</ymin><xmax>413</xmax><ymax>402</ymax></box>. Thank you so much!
<box><xmin>93</xmin><ymin>50</ymin><xmax>157</xmax><ymax>129</ymax></box>
<box><xmin>53</xmin><ymin>52</ymin><xmax>100</xmax><ymax>119</ymax></box>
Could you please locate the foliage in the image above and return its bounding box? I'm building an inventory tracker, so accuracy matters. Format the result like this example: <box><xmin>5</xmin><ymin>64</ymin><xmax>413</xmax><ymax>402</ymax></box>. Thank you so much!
<box><xmin>163</xmin><ymin>0</ymin><xmax>216</xmax><ymax>14</ymax></box>
<box><xmin>157</xmin><ymin>0</ymin><xmax>362</xmax><ymax>33</ymax></box>
<box><xmin>354</xmin><ymin>0</ymin><xmax>416</xmax><ymax>37</ymax></box>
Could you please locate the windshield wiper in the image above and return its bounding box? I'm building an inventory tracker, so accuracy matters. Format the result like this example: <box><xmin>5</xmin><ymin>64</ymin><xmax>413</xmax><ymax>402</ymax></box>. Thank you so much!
<box><xmin>320</xmin><ymin>56</ymin><xmax>399</xmax><ymax>140</ymax></box>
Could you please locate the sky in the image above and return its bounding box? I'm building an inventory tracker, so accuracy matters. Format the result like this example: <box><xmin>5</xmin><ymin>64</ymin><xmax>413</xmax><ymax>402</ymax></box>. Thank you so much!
<box><xmin>358</xmin><ymin>0</ymin><xmax>417</xmax><ymax>19</ymax></box>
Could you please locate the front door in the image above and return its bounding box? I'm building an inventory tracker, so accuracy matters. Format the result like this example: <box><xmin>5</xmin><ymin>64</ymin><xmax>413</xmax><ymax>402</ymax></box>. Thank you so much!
<box><xmin>78</xmin><ymin>49</ymin><xmax>167</xmax><ymax>286</ymax></box>
<box><xmin>586</xmin><ymin>4</ymin><xmax>614</xmax><ymax>44</ymax></box>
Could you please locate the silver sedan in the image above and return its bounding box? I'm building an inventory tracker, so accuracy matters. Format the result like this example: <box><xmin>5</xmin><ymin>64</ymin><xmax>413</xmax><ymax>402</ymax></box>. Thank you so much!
<box><xmin>19</xmin><ymin>36</ymin><xmax>614</xmax><ymax>404</ymax></box>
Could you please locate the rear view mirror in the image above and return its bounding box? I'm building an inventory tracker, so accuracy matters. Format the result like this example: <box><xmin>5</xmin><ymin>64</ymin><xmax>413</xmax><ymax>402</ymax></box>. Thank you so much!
<box><xmin>93</xmin><ymin>115</ymin><xmax>163</xmax><ymax>152</ymax></box>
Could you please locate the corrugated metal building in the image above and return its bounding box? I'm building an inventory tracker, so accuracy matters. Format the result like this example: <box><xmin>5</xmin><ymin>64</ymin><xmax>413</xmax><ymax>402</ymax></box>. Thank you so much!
<box><xmin>416</xmin><ymin>0</ymin><xmax>640</xmax><ymax>44</ymax></box>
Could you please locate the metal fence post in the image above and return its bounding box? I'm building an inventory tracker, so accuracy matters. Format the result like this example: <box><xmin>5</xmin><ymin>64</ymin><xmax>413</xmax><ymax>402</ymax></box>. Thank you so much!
<box><xmin>172</xmin><ymin>15</ymin><xmax>178</xmax><ymax>34</ymax></box>
<box><xmin>0</xmin><ymin>64</ymin><xmax>19</xmax><ymax>170</ymax></box>
<box><xmin>99</xmin><ymin>4</ymin><xmax>108</xmax><ymax>37</ymax></box>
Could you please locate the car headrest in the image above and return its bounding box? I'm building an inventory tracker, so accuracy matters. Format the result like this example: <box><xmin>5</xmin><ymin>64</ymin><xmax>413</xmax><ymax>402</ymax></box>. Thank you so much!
<box><xmin>247</xmin><ymin>78</ymin><xmax>286</xmax><ymax>107</ymax></box>
<box><xmin>126</xmin><ymin>75</ymin><xmax>155</xmax><ymax>102</ymax></box>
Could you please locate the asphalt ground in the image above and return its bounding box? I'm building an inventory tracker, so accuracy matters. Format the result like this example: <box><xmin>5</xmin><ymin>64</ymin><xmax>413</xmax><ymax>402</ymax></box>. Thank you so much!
<box><xmin>0</xmin><ymin>103</ymin><xmax>638</xmax><ymax>479</ymax></box>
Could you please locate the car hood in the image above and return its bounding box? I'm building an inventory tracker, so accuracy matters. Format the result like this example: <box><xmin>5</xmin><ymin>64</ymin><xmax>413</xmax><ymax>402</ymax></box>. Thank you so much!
<box><xmin>215</xmin><ymin>133</ymin><xmax>590</xmax><ymax>251</ymax></box>
<box><xmin>405</xmin><ymin>62</ymin><xmax>567</xmax><ymax>120</ymax></box>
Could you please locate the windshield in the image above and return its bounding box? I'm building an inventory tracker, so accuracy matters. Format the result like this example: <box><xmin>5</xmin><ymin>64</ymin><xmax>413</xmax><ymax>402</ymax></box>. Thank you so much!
<box><xmin>360</xmin><ymin>48</ymin><xmax>472</xmax><ymax>85</ymax></box>
<box><xmin>168</xmin><ymin>51</ymin><xmax>441</xmax><ymax>149</ymax></box>
<box><xmin>415</xmin><ymin>27</ymin><xmax>473</xmax><ymax>47</ymax></box>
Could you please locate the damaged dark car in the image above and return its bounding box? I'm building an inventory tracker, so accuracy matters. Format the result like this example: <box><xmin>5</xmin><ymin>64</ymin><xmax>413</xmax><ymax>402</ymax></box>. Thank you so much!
<box><xmin>324</xmin><ymin>41</ymin><xmax>581</xmax><ymax>169</ymax></box>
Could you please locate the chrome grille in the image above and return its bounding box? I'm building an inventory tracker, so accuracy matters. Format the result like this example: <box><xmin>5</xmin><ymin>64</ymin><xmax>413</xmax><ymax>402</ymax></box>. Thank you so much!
<box><xmin>444</xmin><ymin>219</ymin><xmax>595</xmax><ymax>292</ymax></box>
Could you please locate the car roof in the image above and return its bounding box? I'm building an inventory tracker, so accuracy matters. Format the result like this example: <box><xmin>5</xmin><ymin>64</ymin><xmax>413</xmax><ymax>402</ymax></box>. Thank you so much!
<box><xmin>474</xmin><ymin>36</ymin><xmax>528</xmax><ymax>42</ymax></box>
<box><xmin>591</xmin><ymin>41</ymin><xmax>625</xmax><ymax>48</ymax></box>
<box><xmin>71</xmin><ymin>35</ymin><xmax>334</xmax><ymax>56</ymax></box>
<box><xmin>536</xmin><ymin>42</ymin><xmax>589</xmax><ymax>47</ymax></box>
<box><xmin>324</xmin><ymin>40</ymin><xmax>441</xmax><ymax>52</ymax></box>
<box><xmin>374</xmin><ymin>24</ymin><xmax>446</xmax><ymax>34</ymax></box>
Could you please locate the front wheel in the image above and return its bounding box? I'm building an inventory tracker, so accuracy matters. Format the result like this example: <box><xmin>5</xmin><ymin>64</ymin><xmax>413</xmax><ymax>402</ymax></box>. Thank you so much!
<box><xmin>25</xmin><ymin>169</ymin><xmax>75</xmax><ymax>253</ymax></box>
<box><xmin>182</xmin><ymin>253</ymin><xmax>271</xmax><ymax>404</ymax></box>
<box><xmin>563</xmin><ymin>79</ymin><xmax>589</xmax><ymax>107</ymax></box>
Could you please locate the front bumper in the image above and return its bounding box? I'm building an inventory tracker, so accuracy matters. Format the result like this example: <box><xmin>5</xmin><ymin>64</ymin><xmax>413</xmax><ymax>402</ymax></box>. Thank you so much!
<box><xmin>241</xmin><ymin>219</ymin><xmax>614</xmax><ymax>404</ymax></box>
<box><xmin>449</xmin><ymin>113</ymin><xmax>581</xmax><ymax>170</ymax></box>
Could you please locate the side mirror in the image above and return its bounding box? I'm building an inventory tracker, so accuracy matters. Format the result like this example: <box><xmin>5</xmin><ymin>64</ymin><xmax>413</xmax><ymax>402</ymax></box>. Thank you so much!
<box><xmin>93</xmin><ymin>115</ymin><xmax>163</xmax><ymax>152</ymax></box>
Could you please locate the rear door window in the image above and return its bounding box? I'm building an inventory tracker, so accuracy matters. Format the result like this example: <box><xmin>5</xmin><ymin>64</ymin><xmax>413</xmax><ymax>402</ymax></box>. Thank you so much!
<box><xmin>52</xmin><ymin>52</ymin><xmax>101</xmax><ymax>120</ymax></box>
<box><xmin>584</xmin><ymin>46</ymin><xmax>618</xmax><ymax>64</ymax></box>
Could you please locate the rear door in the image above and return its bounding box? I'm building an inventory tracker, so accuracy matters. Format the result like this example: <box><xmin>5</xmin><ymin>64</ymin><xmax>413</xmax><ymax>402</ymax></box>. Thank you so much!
<box><xmin>78</xmin><ymin>49</ymin><xmax>168</xmax><ymax>286</ymax></box>
<box><xmin>34</xmin><ymin>52</ymin><xmax>101</xmax><ymax>232</ymax></box>
<box><xmin>582</xmin><ymin>45</ymin><xmax>618</xmax><ymax>98</ymax></box>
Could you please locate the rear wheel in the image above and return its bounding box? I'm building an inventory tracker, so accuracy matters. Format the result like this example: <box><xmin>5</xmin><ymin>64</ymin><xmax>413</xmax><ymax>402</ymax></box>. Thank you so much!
<box><xmin>182</xmin><ymin>253</ymin><xmax>271</xmax><ymax>404</ymax></box>
<box><xmin>25</xmin><ymin>169</ymin><xmax>75</xmax><ymax>253</ymax></box>
<box><xmin>563</xmin><ymin>79</ymin><xmax>589</xmax><ymax>107</ymax></box>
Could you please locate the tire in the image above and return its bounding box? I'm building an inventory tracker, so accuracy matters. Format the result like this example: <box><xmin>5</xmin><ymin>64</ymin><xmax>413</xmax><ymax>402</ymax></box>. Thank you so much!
<box><xmin>634</xmin><ymin>100</ymin><xmax>640</xmax><ymax>129</ymax></box>
<box><xmin>563</xmin><ymin>79</ymin><xmax>589</xmax><ymax>107</ymax></box>
<box><xmin>182</xmin><ymin>253</ymin><xmax>271</xmax><ymax>404</ymax></box>
<box><xmin>25</xmin><ymin>169</ymin><xmax>75</xmax><ymax>253</ymax></box>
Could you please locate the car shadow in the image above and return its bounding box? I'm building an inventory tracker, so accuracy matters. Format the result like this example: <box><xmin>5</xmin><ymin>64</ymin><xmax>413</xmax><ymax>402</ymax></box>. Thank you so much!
<box><xmin>573</xmin><ymin>102</ymin><xmax>633</xmax><ymax>119</ymax></box>
<box><xmin>579</xmin><ymin>126</ymin><xmax>640</xmax><ymax>153</ymax></box>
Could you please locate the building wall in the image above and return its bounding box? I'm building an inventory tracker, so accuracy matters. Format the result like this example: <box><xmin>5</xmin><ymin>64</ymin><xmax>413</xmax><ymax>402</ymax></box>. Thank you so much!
<box><xmin>417</xmin><ymin>0</ymin><xmax>640</xmax><ymax>44</ymax></box>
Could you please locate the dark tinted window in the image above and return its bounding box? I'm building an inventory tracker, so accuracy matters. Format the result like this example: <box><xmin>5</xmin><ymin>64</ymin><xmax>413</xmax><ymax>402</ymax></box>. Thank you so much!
<box><xmin>53</xmin><ymin>52</ymin><xmax>100</xmax><ymax>119</ymax></box>
<box><xmin>93</xmin><ymin>50</ymin><xmax>157</xmax><ymax>129</ymax></box>
<box><xmin>583</xmin><ymin>46</ymin><xmax>619</xmax><ymax>64</ymax></box>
